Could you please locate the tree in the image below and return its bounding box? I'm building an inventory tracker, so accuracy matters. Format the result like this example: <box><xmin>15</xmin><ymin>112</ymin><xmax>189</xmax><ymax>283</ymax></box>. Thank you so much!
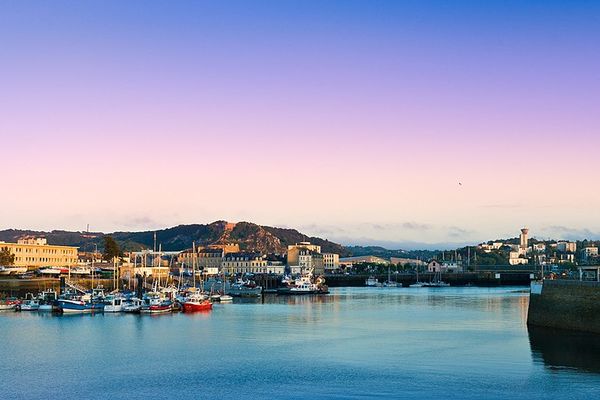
<box><xmin>0</xmin><ymin>247</ymin><xmax>15</xmax><ymax>266</ymax></box>
<box><xmin>103</xmin><ymin>236</ymin><xmax>121</xmax><ymax>261</ymax></box>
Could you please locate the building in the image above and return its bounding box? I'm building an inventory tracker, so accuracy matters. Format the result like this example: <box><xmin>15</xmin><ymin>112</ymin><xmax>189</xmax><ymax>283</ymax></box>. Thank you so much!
<box><xmin>287</xmin><ymin>242</ymin><xmax>321</xmax><ymax>266</ymax></box>
<box><xmin>582</xmin><ymin>247</ymin><xmax>599</xmax><ymax>261</ymax></box>
<box><xmin>339</xmin><ymin>256</ymin><xmax>390</xmax><ymax>266</ymax></box>
<box><xmin>296</xmin><ymin>249</ymin><xmax>324</xmax><ymax>276</ymax></box>
<box><xmin>221</xmin><ymin>252</ymin><xmax>268</xmax><ymax>274</ymax></box>
<box><xmin>0</xmin><ymin>237</ymin><xmax>78</xmax><ymax>268</ymax></box>
<box><xmin>557</xmin><ymin>241</ymin><xmax>577</xmax><ymax>253</ymax></box>
<box><xmin>323</xmin><ymin>253</ymin><xmax>340</xmax><ymax>272</ymax></box>
<box><xmin>390</xmin><ymin>257</ymin><xmax>426</xmax><ymax>267</ymax></box>
<box><xmin>427</xmin><ymin>260</ymin><xmax>443</xmax><ymax>272</ymax></box>
<box><xmin>520</xmin><ymin>228</ymin><xmax>529</xmax><ymax>250</ymax></box>
<box><xmin>509</xmin><ymin>251</ymin><xmax>529</xmax><ymax>265</ymax></box>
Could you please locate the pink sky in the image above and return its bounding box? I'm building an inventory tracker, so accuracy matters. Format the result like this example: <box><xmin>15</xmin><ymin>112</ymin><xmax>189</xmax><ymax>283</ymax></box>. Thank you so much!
<box><xmin>1</xmin><ymin>2</ymin><xmax>599</xmax><ymax>248</ymax></box>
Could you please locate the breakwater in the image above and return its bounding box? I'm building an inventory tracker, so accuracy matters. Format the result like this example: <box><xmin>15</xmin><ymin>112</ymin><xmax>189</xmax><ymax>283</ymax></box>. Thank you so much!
<box><xmin>528</xmin><ymin>279</ymin><xmax>600</xmax><ymax>334</ymax></box>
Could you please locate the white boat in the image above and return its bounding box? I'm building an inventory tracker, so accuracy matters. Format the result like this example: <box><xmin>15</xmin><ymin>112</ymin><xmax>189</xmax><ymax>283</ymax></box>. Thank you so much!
<box><xmin>123</xmin><ymin>298</ymin><xmax>142</xmax><ymax>313</ymax></box>
<box><xmin>278</xmin><ymin>271</ymin><xmax>328</xmax><ymax>295</ymax></box>
<box><xmin>424</xmin><ymin>271</ymin><xmax>450</xmax><ymax>287</ymax></box>
<box><xmin>220</xmin><ymin>295</ymin><xmax>233</xmax><ymax>302</ymax></box>
<box><xmin>410</xmin><ymin>266</ymin><xmax>425</xmax><ymax>288</ymax></box>
<box><xmin>0</xmin><ymin>303</ymin><xmax>17</xmax><ymax>311</ymax></box>
<box><xmin>365</xmin><ymin>276</ymin><xmax>381</xmax><ymax>287</ymax></box>
<box><xmin>20</xmin><ymin>298</ymin><xmax>40</xmax><ymax>311</ymax></box>
<box><xmin>103</xmin><ymin>294</ymin><xmax>125</xmax><ymax>313</ymax></box>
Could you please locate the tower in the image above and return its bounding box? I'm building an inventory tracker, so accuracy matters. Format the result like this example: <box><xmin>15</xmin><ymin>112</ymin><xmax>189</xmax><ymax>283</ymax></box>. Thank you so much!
<box><xmin>520</xmin><ymin>228</ymin><xmax>529</xmax><ymax>250</ymax></box>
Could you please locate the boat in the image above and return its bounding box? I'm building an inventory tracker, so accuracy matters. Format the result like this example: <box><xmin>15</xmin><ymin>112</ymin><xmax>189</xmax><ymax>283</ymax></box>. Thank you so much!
<box><xmin>182</xmin><ymin>293</ymin><xmax>213</xmax><ymax>312</ymax></box>
<box><xmin>277</xmin><ymin>270</ymin><xmax>329</xmax><ymax>295</ymax></box>
<box><xmin>19</xmin><ymin>294</ymin><xmax>40</xmax><ymax>311</ymax></box>
<box><xmin>220</xmin><ymin>295</ymin><xmax>233</xmax><ymax>302</ymax></box>
<box><xmin>38</xmin><ymin>289</ymin><xmax>58</xmax><ymax>312</ymax></box>
<box><xmin>103</xmin><ymin>294</ymin><xmax>125</xmax><ymax>313</ymax></box>
<box><xmin>140</xmin><ymin>292</ymin><xmax>172</xmax><ymax>314</ymax></box>
<box><xmin>227</xmin><ymin>278</ymin><xmax>262</xmax><ymax>297</ymax></box>
<box><xmin>122</xmin><ymin>297</ymin><xmax>142</xmax><ymax>313</ymax></box>
<box><xmin>382</xmin><ymin>266</ymin><xmax>397</xmax><ymax>287</ymax></box>
<box><xmin>0</xmin><ymin>300</ymin><xmax>18</xmax><ymax>311</ymax></box>
<box><xmin>410</xmin><ymin>264</ymin><xmax>426</xmax><ymax>288</ymax></box>
<box><xmin>365</xmin><ymin>276</ymin><xmax>381</xmax><ymax>287</ymax></box>
<box><xmin>57</xmin><ymin>298</ymin><xmax>105</xmax><ymax>313</ymax></box>
<box><xmin>423</xmin><ymin>271</ymin><xmax>450</xmax><ymax>287</ymax></box>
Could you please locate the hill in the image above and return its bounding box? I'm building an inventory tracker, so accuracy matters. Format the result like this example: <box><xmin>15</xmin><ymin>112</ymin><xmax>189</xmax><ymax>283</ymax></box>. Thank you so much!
<box><xmin>0</xmin><ymin>221</ymin><xmax>352</xmax><ymax>256</ymax></box>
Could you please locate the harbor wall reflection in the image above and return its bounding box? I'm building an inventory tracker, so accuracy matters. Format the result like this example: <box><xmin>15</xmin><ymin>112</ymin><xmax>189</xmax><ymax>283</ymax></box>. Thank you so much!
<box><xmin>528</xmin><ymin>325</ymin><xmax>600</xmax><ymax>374</ymax></box>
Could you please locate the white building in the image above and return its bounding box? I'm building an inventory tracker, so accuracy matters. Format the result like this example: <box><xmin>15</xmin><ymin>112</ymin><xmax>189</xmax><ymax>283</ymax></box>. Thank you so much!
<box><xmin>323</xmin><ymin>253</ymin><xmax>340</xmax><ymax>271</ymax></box>
<box><xmin>221</xmin><ymin>253</ymin><xmax>268</xmax><ymax>274</ymax></box>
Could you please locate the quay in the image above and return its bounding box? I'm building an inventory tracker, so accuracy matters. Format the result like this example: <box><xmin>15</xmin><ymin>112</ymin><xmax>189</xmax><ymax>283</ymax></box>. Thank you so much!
<box><xmin>528</xmin><ymin>272</ymin><xmax>600</xmax><ymax>334</ymax></box>
<box><xmin>325</xmin><ymin>272</ymin><xmax>534</xmax><ymax>287</ymax></box>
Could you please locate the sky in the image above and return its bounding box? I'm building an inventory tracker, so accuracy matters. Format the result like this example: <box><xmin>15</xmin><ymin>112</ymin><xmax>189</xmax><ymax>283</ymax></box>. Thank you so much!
<box><xmin>1</xmin><ymin>1</ymin><xmax>599</xmax><ymax>249</ymax></box>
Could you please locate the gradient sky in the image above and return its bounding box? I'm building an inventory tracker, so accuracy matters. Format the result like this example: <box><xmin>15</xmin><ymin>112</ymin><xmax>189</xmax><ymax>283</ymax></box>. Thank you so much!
<box><xmin>1</xmin><ymin>1</ymin><xmax>599</xmax><ymax>248</ymax></box>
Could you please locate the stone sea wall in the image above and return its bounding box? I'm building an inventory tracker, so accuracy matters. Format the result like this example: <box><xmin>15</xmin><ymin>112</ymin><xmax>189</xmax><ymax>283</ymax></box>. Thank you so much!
<box><xmin>528</xmin><ymin>280</ymin><xmax>600</xmax><ymax>334</ymax></box>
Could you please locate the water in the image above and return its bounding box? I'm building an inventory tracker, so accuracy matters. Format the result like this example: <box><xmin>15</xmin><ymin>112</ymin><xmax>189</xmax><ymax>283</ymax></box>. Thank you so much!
<box><xmin>1</xmin><ymin>287</ymin><xmax>599</xmax><ymax>399</ymax></box>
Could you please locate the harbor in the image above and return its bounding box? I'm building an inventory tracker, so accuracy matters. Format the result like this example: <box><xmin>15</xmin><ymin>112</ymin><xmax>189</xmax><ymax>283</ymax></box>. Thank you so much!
<box><xmin>2</xmin><ymin>286</ymin><xmax>600</xmax><ymax>400</ymax></box>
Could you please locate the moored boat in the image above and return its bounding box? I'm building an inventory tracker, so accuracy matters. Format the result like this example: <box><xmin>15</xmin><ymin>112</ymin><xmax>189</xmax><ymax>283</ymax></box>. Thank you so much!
<box><xmin>140</xmin><ymin>292</ymin><xmax>172</xmax><ymax>314</ymax></box>
<box><xmin>182</xmin><ymin>293</ymin><xmax>213</xmax><ymax>312</ymax></box>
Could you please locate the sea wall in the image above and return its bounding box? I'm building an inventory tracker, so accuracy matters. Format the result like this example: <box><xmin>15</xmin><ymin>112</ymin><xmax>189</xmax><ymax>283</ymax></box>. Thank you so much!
<box><xmin>528</xmin><ymin>280</ymin><xmax>600</xmax><ymax>334</ymax></box>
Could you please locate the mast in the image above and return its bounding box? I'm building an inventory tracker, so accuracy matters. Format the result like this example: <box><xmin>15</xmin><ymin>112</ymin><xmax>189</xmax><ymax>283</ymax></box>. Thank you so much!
<box><xmin>192</xmin><ymin>241</ymin><xmax>196</xmax><ymax>289</ymax></box>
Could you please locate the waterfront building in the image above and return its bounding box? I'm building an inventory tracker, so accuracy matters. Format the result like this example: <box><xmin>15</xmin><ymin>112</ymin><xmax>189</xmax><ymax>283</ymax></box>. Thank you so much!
<box><xmin>287</xmin><ymin>242</ymin><xmax>321</xmax><ymax>266</ymax></box>
<box><xmin>390</xmin><ymin>257</ymin><xmax>426</xmax><ymax>267</ymax></box>
<box><xmin>221</xmin><ymin>252</ymin><xmax>268</xmax><ymax>274</ymax></box>
<box><xmin>266</xmin><ymin>260</ymin><xmax>285</xmax><ymax>274</ymax></box>
<box><xmin>323</xmin><ymin>253</ymin><xmax>340</xmax><ymax>272</ymax></box>
<box><xmin>0</xmin><ymin>237</ymin><xmax>78</xmax><ymax>268</ymax></box>
<box><xmin>427</xmin><ymin>260</ymin><xmax>443</xmax><ymax>272</ymax></box>
<box><xmin>297</xmin><ymin>249</ymin><xmax>324</xmax><ymax>276</ymax></box>
<box><xmin>339</xmin><ymin>255</ymin><xmax>390</xmax><ymax>267</ymax></box>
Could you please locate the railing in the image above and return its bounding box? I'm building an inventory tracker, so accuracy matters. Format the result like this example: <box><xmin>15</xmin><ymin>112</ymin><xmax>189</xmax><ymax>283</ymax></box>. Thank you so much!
<box><xmin>64</xmin><ymin>279</ymin><xmax>87</xmax><ymax>294</ymax></box>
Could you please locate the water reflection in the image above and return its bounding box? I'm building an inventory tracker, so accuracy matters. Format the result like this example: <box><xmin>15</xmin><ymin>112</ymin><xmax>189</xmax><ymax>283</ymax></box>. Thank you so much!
<box><xmin>528</xmin><ymin>326</ymin><xmax>600</xmax><ymax>374</ymax></box>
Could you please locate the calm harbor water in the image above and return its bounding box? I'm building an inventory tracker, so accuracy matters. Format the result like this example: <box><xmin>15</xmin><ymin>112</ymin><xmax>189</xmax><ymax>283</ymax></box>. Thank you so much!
<box><xmin>1</xmin><ymin>287</ymin><xmax>599</xmax><ymax>399</ymax></box>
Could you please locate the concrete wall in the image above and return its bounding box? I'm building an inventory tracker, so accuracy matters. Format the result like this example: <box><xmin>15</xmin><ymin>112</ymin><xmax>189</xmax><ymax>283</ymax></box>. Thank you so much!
<box><xmin>528</xmin><ymin>280</ymin><xmax>600</xmax><ymax>334</ymax></box>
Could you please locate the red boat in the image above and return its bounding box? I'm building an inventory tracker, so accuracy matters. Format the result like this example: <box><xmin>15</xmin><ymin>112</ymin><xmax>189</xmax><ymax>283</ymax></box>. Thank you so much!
<box><xmin>183</xmin><ymin>294</ymin><xmax>213</xmax><ymax>312</ymax></box>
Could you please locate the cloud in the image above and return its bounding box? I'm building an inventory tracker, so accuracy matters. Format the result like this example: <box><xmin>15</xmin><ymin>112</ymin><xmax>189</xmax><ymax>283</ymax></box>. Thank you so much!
<box><xmin>540</xmin><ymin>226</ymin><xmax>600</xmax><ymax>240</ymax></box>
<box><xmin>117</xmin><ymin>216</ymin><xmax>164</xmax><ymax>230</ymax></box>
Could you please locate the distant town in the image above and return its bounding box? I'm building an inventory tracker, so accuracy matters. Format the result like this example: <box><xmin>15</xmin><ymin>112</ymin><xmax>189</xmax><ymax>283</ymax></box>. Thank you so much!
<box><xmin>1</xmin><ymin>224</ymin><xmax>598</xmax><ymax>279</ymax></box>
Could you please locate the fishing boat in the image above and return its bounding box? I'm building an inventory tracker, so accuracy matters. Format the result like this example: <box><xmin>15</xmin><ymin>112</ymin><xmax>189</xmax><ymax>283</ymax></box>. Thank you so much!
<box><xmin>0</xmin><ymin>300</ymin><xmax>18</xmax><ymax>311</ymax></box>
<box><xmin>227</xmin><ymin>278</ymin><xmax>262</xmax><ymax>297</ymax></box>
<box><xmin>19</xmin><ymin>294</ymin><xmax>40</xmax><ymax>311</ymax></box>
<box><xmin>38</xmin><ymin>289</ymin><xmax>58</xmax><ymax>312</ymax></box>
<box><xmin>182</xmin><ymin>293</ymin><xmax>213</xmax><ymax>312</ymax></box>
<box><xmin>140</xmin><ymin>292</ymin><xmax>172</xmax><ymax>314</ymax></box>
<box><xmin>122</xmin><ymin>297</ymin><xmax>142</xmax><ymax>313</ymax></box>
<box><xmin>277</xmin><ymin>270</ymin><xmax>329</xmax><ymax>295</ymax></box>
<box><xmin>57</xmin><ymin>295</ymin><xmax>105</xmax><ymax>313</ymax></box>
<box><xmin>365</xmin><ymin>276</ymin><xmax>381</xmax><ymax>287</ymax></box>
<box><xmin>103</xmin><ymin>294</ymin><xmax>125</xmax><ymax>313</ymax></box>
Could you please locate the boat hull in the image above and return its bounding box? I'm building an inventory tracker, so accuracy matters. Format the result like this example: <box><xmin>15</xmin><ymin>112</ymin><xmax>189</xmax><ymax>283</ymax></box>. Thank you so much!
<box><xmin>140</xmin><ymin>305</ymin><xmax>172</xmax><ymax>314</ymax></box>
<box><xmin>182</xmin><ymin>302</ymin><xmax>213</xmax><ymax>312</ymax></box>
<box><xmin>58</xmin><ymin>300</ymin><xmax>104</xmax><ymax>313</ymax></box>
